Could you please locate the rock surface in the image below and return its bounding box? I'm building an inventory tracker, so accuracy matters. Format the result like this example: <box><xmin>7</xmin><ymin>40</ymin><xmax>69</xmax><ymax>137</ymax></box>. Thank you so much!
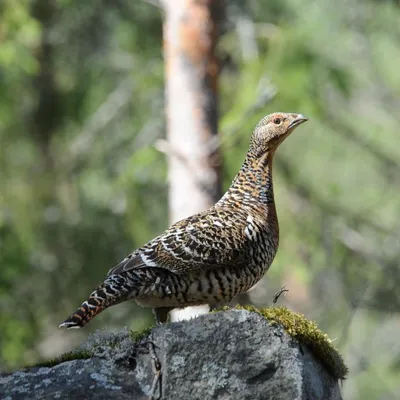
<box><xmin>0</xmin><ymin>310</ymin><xmax>343</xmax><ymax>400</ymax></box>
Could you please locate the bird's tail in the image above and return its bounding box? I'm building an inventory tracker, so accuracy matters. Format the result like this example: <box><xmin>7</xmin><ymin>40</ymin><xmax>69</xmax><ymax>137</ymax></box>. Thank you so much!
<box><xmin>59</xmin><ymin>274</ymin><xmax>133</xmax><ymax>329</ymax></box>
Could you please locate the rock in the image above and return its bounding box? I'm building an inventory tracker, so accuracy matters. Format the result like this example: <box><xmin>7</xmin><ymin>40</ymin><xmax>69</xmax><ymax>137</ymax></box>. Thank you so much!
<box><xmin>0</xmin><ymin>310</ymin><xmax>343</xmax><ymax>400</ymax></box>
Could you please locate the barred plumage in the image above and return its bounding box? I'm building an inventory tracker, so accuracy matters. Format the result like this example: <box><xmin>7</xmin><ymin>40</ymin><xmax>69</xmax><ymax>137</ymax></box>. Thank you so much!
<box><xmin>60</xmin><ymin>112</ymin><xmax>308</xmax><ymax>328</ymax></box>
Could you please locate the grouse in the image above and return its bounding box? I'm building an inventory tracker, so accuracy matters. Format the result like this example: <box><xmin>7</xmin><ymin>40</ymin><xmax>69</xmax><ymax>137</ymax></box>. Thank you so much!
<box><xmin>60</xmin><ymin>112</ymin><xmax>308</xmax><ymax>327</ymax></box>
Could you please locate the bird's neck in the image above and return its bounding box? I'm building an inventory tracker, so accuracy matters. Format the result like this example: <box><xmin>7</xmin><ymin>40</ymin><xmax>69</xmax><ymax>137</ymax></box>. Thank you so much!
<box><xmin>218</xmin><ymin>149</ymin><xmax>276</xmax><ymax>210</ymax></box>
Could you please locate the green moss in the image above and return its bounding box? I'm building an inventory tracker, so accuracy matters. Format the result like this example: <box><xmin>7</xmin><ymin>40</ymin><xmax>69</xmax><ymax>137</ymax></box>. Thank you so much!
<box><xmin>129</xmin><ymin>326</ymin><xmax>154</xmax><ymax>342</ymax></box>
<box><xmin>26</xmin><ymin>349</ymin><xmax>93</xmax><ymax>369</ymax></box>
<box><xmin>219</xmin><ymin>305</ymin><xmax>348</xmax><ymax>380</ymax></box>
<box><xmin>25</xmin><ymin>327</ymin><xmax>154</xmax><ymax>370</ymax></box>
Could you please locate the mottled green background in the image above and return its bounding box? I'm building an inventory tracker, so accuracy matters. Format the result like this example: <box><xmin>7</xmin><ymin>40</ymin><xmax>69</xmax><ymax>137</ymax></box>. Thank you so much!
<box><xmin>1</xmin><ymin>1</ymin><xmax>399</xmax><ymax>398</ymax></box>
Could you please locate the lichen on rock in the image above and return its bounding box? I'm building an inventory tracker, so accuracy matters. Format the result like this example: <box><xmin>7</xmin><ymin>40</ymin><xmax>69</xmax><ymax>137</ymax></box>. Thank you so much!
<box><xmin>2</xmin><ymin>310</ymin><xmax>344</xmax><ymax>400</ymax></box>
<box><xmin>218</xmin><ymin>305</ymin><xmax>348</xmax><ymax>380</ymax></box>
<box><xmin>28</xmin><ymin>327</ymin><xmax>152</xmax><ymax>370</ymax></box>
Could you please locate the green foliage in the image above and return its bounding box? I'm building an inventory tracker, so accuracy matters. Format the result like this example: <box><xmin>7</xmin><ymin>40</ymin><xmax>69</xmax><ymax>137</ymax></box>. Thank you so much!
<box><xmin>1</xmin><ymin>0</ymin><xmax>400</xmax><ymax>398</ymax></box>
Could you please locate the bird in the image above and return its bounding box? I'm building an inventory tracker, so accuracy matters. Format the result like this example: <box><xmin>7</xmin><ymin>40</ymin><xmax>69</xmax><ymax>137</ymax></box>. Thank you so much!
<box><xmin>60</xmin><ymin>112</ymin><xmax>308</xmax><ymax>328</ymax></box>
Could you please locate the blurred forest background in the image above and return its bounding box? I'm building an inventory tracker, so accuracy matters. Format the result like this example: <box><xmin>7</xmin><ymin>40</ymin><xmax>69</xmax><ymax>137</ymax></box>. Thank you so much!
<box><xmin>1</xmin><ymin>0</ymin><xmax>400</xmax><ymax>398</ymax></box>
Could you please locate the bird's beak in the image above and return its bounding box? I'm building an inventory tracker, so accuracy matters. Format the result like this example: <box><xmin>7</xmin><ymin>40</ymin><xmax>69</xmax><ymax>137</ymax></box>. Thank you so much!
<box><xmin>288</xmin><ymin>114</ymin><xmax>308</xmax><ymax>130</ymax></box>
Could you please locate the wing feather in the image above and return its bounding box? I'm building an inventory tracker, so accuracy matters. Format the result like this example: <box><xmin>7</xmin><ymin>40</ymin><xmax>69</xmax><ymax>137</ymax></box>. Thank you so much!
<box><xmin>107</xmin><ymin>207</ymin><xmax>250</xmax><ymax>276</ymax></box>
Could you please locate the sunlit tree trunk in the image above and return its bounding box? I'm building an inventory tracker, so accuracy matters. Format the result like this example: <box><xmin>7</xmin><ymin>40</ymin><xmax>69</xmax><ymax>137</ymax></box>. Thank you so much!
<box><xmin>161</xmin><ymin>0</ymin><xmax>224</xmax><ymax>320</ymax></box>
<box><xmin>162</xmin><ymin>0</ymin><xmax>223</xmax><ymax>222</ymax></box>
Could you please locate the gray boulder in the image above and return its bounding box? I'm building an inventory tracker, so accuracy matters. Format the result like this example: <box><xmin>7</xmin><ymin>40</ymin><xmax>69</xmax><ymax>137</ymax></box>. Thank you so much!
<box><xmin>0</xmin><ymin>309</ymin><xmax>343</xmax><ymax>400</ymax></box>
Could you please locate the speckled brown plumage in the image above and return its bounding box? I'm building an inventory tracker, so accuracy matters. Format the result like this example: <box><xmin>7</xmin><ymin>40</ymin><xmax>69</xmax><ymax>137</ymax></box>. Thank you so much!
<box><xmin>60</xmin><ymin>112</ymin><xmax>308</xmax><ymax>328</ymax></box>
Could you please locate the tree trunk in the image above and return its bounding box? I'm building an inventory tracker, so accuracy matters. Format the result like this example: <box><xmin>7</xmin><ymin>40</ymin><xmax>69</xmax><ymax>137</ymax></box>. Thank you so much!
<box><xmin>162</xmin><ymin>0</ymin><xmax>223</xmax><ymax>224</ymax></box>
<box><xmin>162</xmin><ymin>0</ymin><xmax>224</xmax><ymax>321</ymax></box>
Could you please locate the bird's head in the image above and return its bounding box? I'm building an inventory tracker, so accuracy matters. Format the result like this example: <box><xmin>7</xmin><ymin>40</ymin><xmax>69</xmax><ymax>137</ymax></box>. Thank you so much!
<box><xmin>250</xmin><ymin>112</ymin><xmax>308</xmax><ymax>154</ymax></box>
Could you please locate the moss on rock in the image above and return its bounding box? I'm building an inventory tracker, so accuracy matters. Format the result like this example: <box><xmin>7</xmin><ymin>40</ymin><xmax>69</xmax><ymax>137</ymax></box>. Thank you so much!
<box><xmin>27</xmin><ymin>327</ymin><xmax>154</xmax><ymax>370</ymax></box>
<box><xmin>220</xmin><ymin>305</ymin><xmax>348</xmax><ymax>380</ymax></box>
<box><xmin>129</xmin><ymin>326</ymin><xmax>153</xmax><ymax>342</ymax></box>
<box><xmin>26</xmin><ymin>307</ymin><xmax>348</xmax><ymax>381</ymax></box>
<box><xmin>26</xmin><ymin>349</ymin><xmax>93</xmax><ymax>369</ymax></box>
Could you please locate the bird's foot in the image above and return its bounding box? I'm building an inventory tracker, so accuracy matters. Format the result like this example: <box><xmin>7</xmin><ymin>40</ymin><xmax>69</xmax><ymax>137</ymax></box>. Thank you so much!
<box><xmin>153</xmin><ymin>307</ymin><xmax>174</xmax><ymax>324</ymax></box>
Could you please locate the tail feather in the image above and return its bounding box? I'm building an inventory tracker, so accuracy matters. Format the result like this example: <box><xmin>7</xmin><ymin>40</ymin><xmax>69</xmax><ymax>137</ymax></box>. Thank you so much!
<box><xmin>59</xmin><ymin>275</ymin><xmax>134</xmax><ymax>329</ymax></box>
<box><xmin>59</xmin><ymin>298</ymin><xmax>105</xmax><ymax>329</ymax></box>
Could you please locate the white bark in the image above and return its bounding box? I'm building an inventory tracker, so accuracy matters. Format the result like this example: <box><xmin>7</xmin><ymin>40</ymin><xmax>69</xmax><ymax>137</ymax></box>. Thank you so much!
<box><xmin>163</xmin><ymin>0</ymin><xmax>222</xmax><ymax>224</ymax></box>
<box><xmin>162</xmin><ymin>0</ymin><xmax>223</xmax><ymax>321</ymax></box>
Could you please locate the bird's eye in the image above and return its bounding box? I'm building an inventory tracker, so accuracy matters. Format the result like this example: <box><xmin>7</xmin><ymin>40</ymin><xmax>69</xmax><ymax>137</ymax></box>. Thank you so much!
<box><xmin>273</xmin><ymin>118</ymin><xmax>281</xmax><ymax>125</ymax></box>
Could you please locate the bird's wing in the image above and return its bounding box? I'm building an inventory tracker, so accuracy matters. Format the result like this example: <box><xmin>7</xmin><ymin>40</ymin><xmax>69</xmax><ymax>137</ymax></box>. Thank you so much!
<box><xmin>107</xmin><ymin>207</ymin><xmax>251</xmax><ymax>276</ymax></box>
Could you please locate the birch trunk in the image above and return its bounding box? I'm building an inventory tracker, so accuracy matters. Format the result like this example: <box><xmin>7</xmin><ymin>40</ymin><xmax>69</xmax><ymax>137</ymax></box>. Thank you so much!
<box><xmin>162</xmin><ymin>0</ymin><xmax>224</xmax><ymax>320</ymax></box>
<box><xmin>162</xmin><ymin>0</ymin><xmax>223</xmax><ymax>223</ymax></box>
